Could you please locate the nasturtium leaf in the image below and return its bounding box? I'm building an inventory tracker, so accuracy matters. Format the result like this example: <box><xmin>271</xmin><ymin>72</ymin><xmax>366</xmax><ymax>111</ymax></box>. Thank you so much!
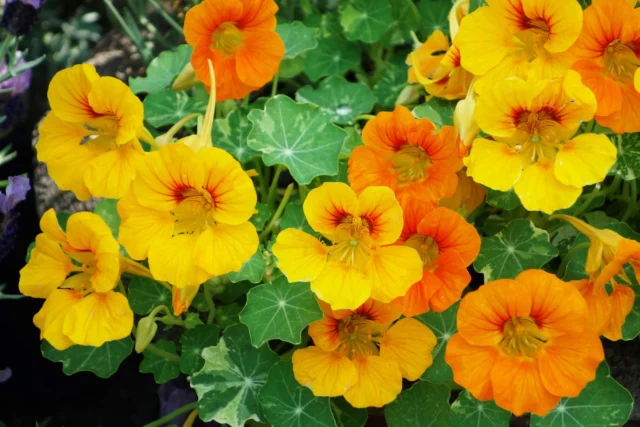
<box><xmin>93</xmin><ymin>198</ymin><xmax>120</xmax><ymax>238</ymax></box>
<box><xmin>179</xmin><ymin>324</ymin><xmax>220</xmax><ymax>375</ymax></box>
<box><xmin>276</xmin><ymin>21</ymin><xmax>319</xmax><ymax>59</ymax></box>
<box><xmin>129</xmin><ymin>44</ymin><xmax>193</xmax><ymax>94</ymax></box>
<box><xmin>42</xmin><ymin>338</ymin><xmax>133</xmax><ymax>378</ymax></box>
<box><xmin>239</xmin><ymin>276</ymin><xmax>323</xmax><ymax>347</ymax></box>
<box><xmin>609</xmin><ymin>133</ymin><xmax>640</xmax><ymax>180</ymax></box>
<box><xmin>279</xmin><ymin>56</ymin><xmax>305</xmax><ymax>79</ymax></box>
<box><xmin>304</xmin><ymin>12</ymin><xmax>342</xmax><ymax>38</ymax></box>
<box><xmin>331</xmin><ymin>397</ymin><xmax>368</xmax><ymax>427</ymax></box>
<box><xmin>450</xmin><ymin>391</ymin><xmax>511</xmax><ymax>427</ymax></box>
<box><xmin>250</xmin><ymin>203</ymin><xmax>271</xmax><ymax>232</ymax></box>
<box><xmin>140</xmin><ymin>340</ymin><xmax>180</xmax><ymax>384</ymax></box>
<box><xmin>481</xmin><ymin>215</ymin><xmax>510</xmax><ymax>237</ymax></box>
<box><xmin>418</xmin><ymin>0</ymin><xmax>451</xmax><ymax>37</ymax></box>
<box><xmin>531</xmin><ymin>363</ymin><xmax>633</xmax><ymax>427</ymax></box>
<box><xmin>387</xmin><ymin>0</ymin><xmax>422</xmax><ymax>45</ymax></box>
<box><xmin>216</xmin><ymin>303</ymin><xmax>243</xmax><ymax>329</ymax></box>
<box><xmin>229</xmin><ymin>246</ymin><xmax>267</xmax><ymax>284</ymax></box>
<box><xmin>469</xmin><ymin>0</ymin><xmax>488</xmax><ymax>13</ymax></box>
<box><xmin>143</xmin><ymin>89</ymin><xmax>205</xmax><ymax>128</ymax></box>
<box><xmin>551</xmin><ymin>223</ymin><xmax>580</xmax><ymax>256</ymax></box>
<box><xmin>373</xmin><ymin>62</ymin><xmax>408</xmax><ymax>109</ymax></box>
<box><xmin>280</xmin><ymin>201</ymin><xmax>314</xmax><ymax>234</ymax></box>
<box><xmin>258</xmin><ymin>360</ymin><xmax>337</xmax><ymax>427</ymax></box>
<box><xmin>339</xmin><ymin>0</ymin><xmax>393</xmax><ymax>43</ymax></box>
<box><xmin>304</xmin><ymin>37</ymin><xmax>362</xmax><ymax>81</ymax></box>
<box><xmin>416</xmin><ymin>302</ymin><xmax>458</xmax><ymax>384</ymax></box>
<box><xmin>485</xmin><ymin>188</ymin><xmax>521</xmax><ymax>210</ymax></box>
<box><xmin>247</xmin><ymin>95</ymin><xmax>347</xmax><ymax>185</ymax></box>
<box><xmin>341</xmin><ymin>127</ymin><xmax>363</xmax><ymax>157</ymax></box>
<box><xmin>621</xmin><ymin>265</ymin><xmax>640</xmax><ymax>340</ymax></box>
<box><xmin>127</xmin><ymin>276</ymin><xmax>172</xmax><ymax>315</ymax></box>
<box><xmin>190</xmin><ymin>324</ymin><xmax>279</xmax><ymax>426</ymax></box>
<box><xmin>385</xmin><ymin>381</ymin><xmax>451</xmax><ymax>427</ymax></box>
<box><xmin>185</xmin><ymin>312</ymin><xmax>204</xmax><ymax>329</ymax></box>
<box><xmin>212</xmin><ymin>109</ymin><xmax>260</xmax><ymax>164</ymax></box>
<box><xmin>413</xmin><ymin>99</ymin><xmax>456</xmax><ymax>127</ymax></box>
<box><xmin>216</xmin><ymin>280</ymin><xmax>257</xmax><ymax>304</ymax></box>
<box><xmin>474</xmin><ymin>219</ymin><xmax>559</xmax><ymax>281</ymax></box>
<box><xmin>296</xmin><ymin>76</ymin><xmax>376</xmax><ymax>125</ymax></box>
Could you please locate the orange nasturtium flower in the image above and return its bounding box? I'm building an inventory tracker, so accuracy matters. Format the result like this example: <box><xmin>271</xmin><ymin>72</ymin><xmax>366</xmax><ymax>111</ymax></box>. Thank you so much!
<box><xmin>117</xmin><ymin>142</ymin><xmax>259</xmax><ymax>291</ymax></box>
<box><xmin>293</xmin><ymin>300</ymin><xmax>436</xmax><ymax>408</ymax></box>
<box><xmin>570</xmin><ymin>0</ymin><xmax>640</xmax><ymax>133</ymax></box>
<box><xmin>391</xmin><ymin>205</ymin><xmax>480</xmax><ymax>317</ymax></box>
<box><xmin>465</xmin><ymin>71</ymin><xmax>617</xmax><ymax>214</ymax></box>
<box><xmin>445</xmin><ymin>270</ymin><xmax>604</xmax><ymax>416</ymax></box>
<box><xmin>272</xmin><ymin>182</ymin><xmax>423</xmax><ymax>310</ymax></box>
<box><xmin>407</xmin><ymin>30</ymin><xmax>473</xmax><ymax>100</ymax></box>
<box><xmin>37</xmin><ymin>64</ymin><xmax>152</xmax><ymax>200</ymax></box>
<box><xmin>184</xmin><ymin>0</ymin><xmax>284</xmax><ymax>101</ymax></box>
<box><xmin>554</xmin><ymin>214</ymin><xmax>640</xmax><ymax>340</ymax></box>
<box><xmin>348</xmin><ymin>106</ymin><xmax>461</xmax><ymax>209</ymax></box>
<box><xmin>455</xmin><ymin>0</ymin><xmax>584</xmax><ymax>94</ymax></box>
<box><xmin>19</xmin><ymin>210</ymin><xmax>134</xmax><ymax>350</ymax></box>
<box><xmin>439</xmin><ymin>170</ymin><xmax>486</xmax><ymax>218</ymax></box>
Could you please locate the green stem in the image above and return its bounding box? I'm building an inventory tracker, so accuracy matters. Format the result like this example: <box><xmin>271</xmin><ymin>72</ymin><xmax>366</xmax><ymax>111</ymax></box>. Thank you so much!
<box><xmin>242</xmin><ymin>95</ymin><xmax>250</xmax><ymax>109</ymax></box>
<box><xmin>260</xmin><ymin>183</ymin><xmax>294</xmax><ymax>240</ymax></box>
<box><xmin>354</xmin><ymin>114</ymin><xmax>375</xmax><ymax>122</ymax></box>
<box><xmin>299</xmin><ymin>185</ymin><xmax>308</xmax><ymax>204</ymax></box>
<box><xmin>557</xmin><ymin>242</ymin><xmax>590</xmax><ymax>277</ymax></box>
<box><xmin>147</xmin><ymin>0</ymin><xmax>184</xmax><ymax>34</ymax></box>
<box><xmin>622</xmin><ymin>179</ymin><xmax>638</xmax><ymax>223</ymax></box>
<box><xmin>254</xmin><ymin>159</ymin><xmax>269</xmax><ymax>203</ymax></box>
<box><xmin>271</xmin><ymin>72</ymin><xmax>279</xmax><ymax>98</ymax></box>
<box><xmin>145</xmin><ymin>343</ymin><xmax>180</xmax><ymax>362</ymax></box>
<box><xmin>142</xmin><ymin>402</ymin><xmax>198</xmax><ymax>427</ymax></box>
<box><xmin>585</xmin><ymin>119</ymin><xmax>595</xmax><ymax>134</ymax></box>
<box><xmin>204</xmin><ymin>284</ymin><xmax>216</xmax><ymax>324</ymax></box>
<box><xmin>156</xmin><ymin>316</ymin><xmax>185</xmax><ymax>326</ymax></box>
<box><xmin>117</xmin><ymin>281</ymin><xmax>127</xmax><ymax>297</ymax></box>
<box><xmin>572</xmin><ymin>187</ymin><xmax>601</xmax><ymax>217</ymax></box>
<box><xmin>267</xmin><ymin>165</ymin><xmax>285</xmax><ymax>208</ymax></box>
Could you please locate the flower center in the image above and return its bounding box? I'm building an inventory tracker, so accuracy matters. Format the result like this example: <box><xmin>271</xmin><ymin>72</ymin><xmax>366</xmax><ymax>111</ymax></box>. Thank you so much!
<box><xmin>500</xmin><ymin>316</ymin><xmax>548</xmax><ymax>357</ymax></box>
<box><xmin>604</xmin><ymin>40</ymin><xmax>639</xmax><ymax>84</ymax></box>
<box><xmin>515</xmin><ymin>109</ymin><xmax>559</xmax><ymax>140</ymax></box>
<box><xmin>171</xmin><ymin>187</ymin><xmax>216</xmax><ymax>235</ymax></box>
<box><xmin>404</xmin><ymin>234</ymin><xmax>439</xmax><ymax>268</ymax></box>
<box><xmin>211</xmin><ymin>22</ymin><xmax>244</xmax><ymax>55</ymax></box>
<box><xmin>336</xmin><ymin>314</ymin><xmax>386</xmax><ymax>359</ymax></box>
<box><xmin>391</xmin><ymin>145</ymin><xmax>431</xmax><ymax>185</ymax></box>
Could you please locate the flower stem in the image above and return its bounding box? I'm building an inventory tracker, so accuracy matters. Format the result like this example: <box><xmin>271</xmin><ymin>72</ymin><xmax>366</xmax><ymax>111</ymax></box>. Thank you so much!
<box><xmin>622</xmin><ymin>179</ymin><xmax>638</xmax><ymax>223</ymax></box>
<box><xmin>271</xmin><ymin>72</ymin><xmax>279</xmax><ymax>97</ymax></box>
<box><xmin>267</xmin><ymin>164</ymin><xmax>285</xmax><ymax>209</ymax></box>
<box><xmin>260</xmin><ymin>183</ymin><xmax>294</xmax><ymax>241</ymax></box>
<box><xmin>354</xmin><ymin>114</ymin><xmax>375</xmax><ymax>122</ymax></box>
<box><xmin>299</xmin><ymin>184</ymin><xmax>308</xmax><ymax>204</ymax></box>
<box><xmin>145</xmin><ymin>343</ymin><xmax>180</xmax><ymax>363</ymax></box>
<box><xmin>203</xmin><ymin>283</ymin><xmax>216</xmax><ymax>324</ymax></box>
<box><xmin>254</xmin><ymin>159</ymin><xmax>269</xmax><ymax>203</ymax></box>
<box><xmin>142</xmin><ymin>402</ymin><xmax>198</xmax><ymax>427</ymax></box>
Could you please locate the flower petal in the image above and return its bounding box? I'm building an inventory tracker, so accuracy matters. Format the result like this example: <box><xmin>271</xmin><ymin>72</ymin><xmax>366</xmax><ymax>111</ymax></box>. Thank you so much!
<box><xmin>466</xmin><ymin>139</ymin><xmax>524</xmax><ymax>192</ymax></box>
<box><xmin>19</xmin><ymin>234</ymin><xmax>71</xmax><ymax>298</ymax></box>
<box><xmin>235</xmin><ymin>30</ymin><xmax>284</xmax><ymax>88</ymax></box>
<box><xmin>303</xmin><ymin>182</ymin><xmax>358</xmax><ymax>240</ymax></box>
<box><xmin>368</xmin><ymin>245</ymin><xmax>424</xmax><ymax>303</ymax></box>
<box><xmin>84</xmin><ymin>142</ymin><xmax>144</xmax><ymax>199</ymax></box>
<box><xmin>514</xmin><ymin>161</ymin><xmax>582</xmax><ymax>214</ymax></box>
<box><xmin>273</xmin><ymin>228</ymin><xmax>329</xmax><ymax>282</ymax></box>
<box><xmin>33</xmin><ymin>289</ymin><xmax>83</xmax><ymax>350</ymax></box>
<box><xmin>47</xmin><ymin>64</ymin><xmax>100</xmax><ymax>123</ymax></box>
<box><xmin>292</xmin><ymin>346</ymin><xmax>358</xmax><ymax>397</ymax></box>
<box><xmin>343</xmin><ymin>355</ymin><xmax>403</xmax><ymax>408</ymax></box>
<box><xmin>357</xmin><ymin>186</ymin><xmax>403</xmax><ymax>245</ymax></box>
<box><xmin>148</xmin><ymin>233</ymin><xmax>211</xmax><ymax>288</ymax></box>
<box><xmin>603</xmin><ymin>285</ymin><xmax>635</xmax><ymax>341</ymax></box>
<box><xmin>444</xmin><ymin>333</ymin><xmax>499</xmax><ymax>400</ymax></box>
<box><xmin>193</xmin><ymin>222</ymin><xmax>259</xmax><ymax>277</ymax></box>
<box><xmin>380</xmin><ymin>318</ymin><xmax>437</xmax><ymax>381</ymax></box>
<box><xmin>311</xmin><ymin>261</ymin><xmax>371</xmax><ymax>310</ymax></box>
<box><xmin>555</xmin><ymin>134</ymin><xmax>617</xmax><ymax>188</ymax></box>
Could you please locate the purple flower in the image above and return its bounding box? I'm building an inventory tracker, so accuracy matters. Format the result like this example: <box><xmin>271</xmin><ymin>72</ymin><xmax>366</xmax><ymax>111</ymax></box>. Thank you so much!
<box><xmin>0</xmin><ymin>175</ymin><xmax>30</xmax><ymax>215</ymax></box>
<box><xmin>2</xmin><ymin>0</ymin><xmax>41</xmax><ymax>36</ymax></box>
<box><xmin>0</xmin><ymin>52</ymin><xmax>32</xmax><ymax>96</ymax></box>
<box><xmin>8</xmin><ymin>0</ymin><xmax>45</xmax><ymax>8</ymax></box>
<box><xmin>0</xmin><ymin>367</ymin><xmax>11</xmax><ymax>383</ymax></box>
<box><xmin>158</xmin><ymin>380</ymin><xmax>198</xmax><ymax>425</ymax></box>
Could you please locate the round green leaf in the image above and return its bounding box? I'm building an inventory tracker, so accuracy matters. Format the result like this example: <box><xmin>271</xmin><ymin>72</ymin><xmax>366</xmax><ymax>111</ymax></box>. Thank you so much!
<box><xmin>280</xmin><ymin>201</ymin><xmax>315</xmax><ymax>234</ymax></box>
<box><xmin>140</xmin><ymin>339</ymin><xmax>180</xmax><ymax>384</ymax></box>
<box><xmin>213</xmin><ymin>109</ymin><xmax>260</xmax><ymax>164</ymax></box>
<box><xmin>247</xmin><ymin>95</ymin><xmax>347</xmax><ymax>185</ymax></box>
<box><xmin>339</xmin><ymin>0</ymin><xmax>393</xmax><ymax>43</ymax></box>
<box><xmin>341</xmin><ymin>127</ymin><xmax>364</xmax><ymax>158</ymax></box>
<box><xmin>304</xmin><ymin>12</ymin><xmax>342</xmax><ymax>38</ymax></box>
<box><xmin>373</xmin><ymin>62</ymin><xmax>408</xmax><ymax>109</ymax></box>
<box><xmin>216</xmin><ymin>303</ymin><xmax>243</xmax><ymax>329</ymax></box>
<box><xmin>416</xmin><ymin>301</ymin><xmax>458</xmax><ymax>384</ymax></box>
<box><xmin>250</xmin><ymin>203</ymin><xmax>271</xmax><ymax>231</ymax></box>
<box><xmin>229</xmin><ymin>245</ymin><xmax>268</xmax><ymax>284</ymax></box>
<box><xmin>127</xmin><ymin>276</ymin><xmax>172</xmax><ymax>315</ymax></box>
<box><xmin>418</xmin><ymin>0</ymin><xmax>451</xmax><ymax>36</ymax></box>
<box><xmin>129</xmin><ymin>44</ymin><xmax>193</xmax><ymax>94</ymax></box>
<box><xmin>387</xmin><ymin>0</ymin><xmax>422</xmax><ymax>45</ymax></box>
<box><xmin>276</xmin><ymin>21</ymin><xmax>319</xmax><ymax>59</ymax></box>
<box><xmin>473</xmin><ymin>219</ymin><xmax>559</xmax><ymax>281</ymax></box>
<box><xmin>413</xmin><ymin>99</ymin><xmax>456</xmax><ymax>128</ymax></box>
<box><xmin>385</xmin><ymin>381</ymin><xmax>451</xmax><ymax>427</ymax></box>
<box><xmin>190</xmin><ymin>324</ymin><xmax>279</xmax><ymax>426</ymax></box>
<box><xmin>331</xmin><ymin>397</ymin><xmax>368</xmax><ymax>427</ymax></box>
<box><xmin>450</xmin><ymin>391</ymin><xmax>511</xmax><ymax>427</ymax></box>
<box><xmin>143</xmin><ymin>88</ymin><xmax>205</xmax><ymax>128</ymax></box>
<box><xmin>531</xmin><ymin>362</ymin><xmax>633</xmax><ymax>427</ymax></box>
<box><xmin>304</xmin><ymin>37</ymin><xmax>362</xmax><ymax>81</ymax></box>
<box><xmin>239</xmin><ymin>276</ymin><xmax>323</xmax><ymax>347</ymax></box>
<box><xmin>42</xmin><ymin>338</ymin><xmax>133</xmax><ymax>378</ymax></box>
<box><xmin>93</xmin><ymin>198</ymin><xmax>120</xmax><ymax>238</ymax></box>
<box><xmin>485</xmin><ymin>188</ymin><xmax>521</xmax><ymax>210</ymax></box>
<box><xmin>609</xmin><ymin>132</ymin><xmax>640</xmax><ymax>180</ymax></box>
<box><xmin>179</xmin><ymin>324</ymin><xmax>220</xmax><ymax>375</ymax></box>
<box><xmin>296</xmin><ymin>76</ymin><xmax>376</xmax><ymax>125</ymax></box>
<box><xmin>258</xmin><ymin>360</ymin><xmax>337</xmax><ymax>427</ymax></box>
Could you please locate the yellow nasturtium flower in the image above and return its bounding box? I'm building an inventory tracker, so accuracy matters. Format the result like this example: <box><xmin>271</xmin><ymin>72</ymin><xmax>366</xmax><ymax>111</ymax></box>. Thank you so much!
<box><xmin>455</xmin><ymin>0</ymin><xmax>584</xmax><ymax>94</ymax></box>
<box><xmin>272</xmin><ymin>182</ymin><xmax>423</xmax><ymax>310</ymax></box>
<box><xmin>37</xmin><ymin>64</ymin><xmax>153</xmax><ymax>200</ymax></box>
<box><xmin>465</xmin><ymin>71</ymin><xmax>617</xmax><ymax>214</ymax></box>
<box><xmin>19</xmin><ymin>210</ymin><xmax>134</xmax><ymax>350</ymax></box>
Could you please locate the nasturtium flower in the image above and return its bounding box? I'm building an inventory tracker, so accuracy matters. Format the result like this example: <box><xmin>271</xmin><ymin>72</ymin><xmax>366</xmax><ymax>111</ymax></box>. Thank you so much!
<box><xmin>391</xmin><ymin>205</ymin><xmax>480</xmax><ymax>317</ymax></box>
<box><xmin>292</xmin><ymin>299</ymin><xmax>436</xmax><ymax>408</ymax></box>
<box><xmin>453</xmin><ymin>84</ymin><xmax>480</xmax><ymax>155</ymax></box>
<box><xmin>348</xmin><ymin>106</ymin><xmax>461</xmax><ymax>209</ymax></box>
<box><xmin>184</xmin><ymin>0</ymin><xmax>284</xmax><ymax>101</ymax></box>
<box><xmin>272</xmin><ymin>182</ymin><xmax>423</xmax><ymax>310</ymax></box>
<box><xmin>465</xmin><ymin>71</ymin><xmax>617</xmax><ymax>214</ymax></box>
<box><xmin>445</xmin><ymin>270</ymin><xmax>604</xmax><ymax>416</ymax></box>
<box><xmin>554</xmin><ymin>214</ymin><xmax>640</xmax><ymax>340</ymax></box>
<box><xmin>448</xmin><ymin>0</ymin><xmax>469</xmax><ymax>40</ymax></box>
<box><xmin>569</xmin><ymin>0</ymin><xmax>640</xmax><ymax>133</ymax></box>
<box><xmin>19</xmin><ymin>210</ymin><xmax>133</xmax><ymax>350</ymax></box>
<box><xmin>455</xmin><ymin>0</ymin><xmax>584</xmax><ymax>94</ymax></box>
<box><xmin>118</xmin><ymin>142</ymin><xmax>258</xmax><ymax>289</ymax></box>
<box><xmin>439</xmin><ymin>170</ymin><xmax>485</xmax><ymax>218</ymax></box>
<box><xmin>37</xmin><ymin>64</ymin><xmax>152</xmax><ymax>200</ymax></box>
<box><xmin>407</xmin><ymin>30</ymin><xmax>473</xmax><ymax>100</ymax></box>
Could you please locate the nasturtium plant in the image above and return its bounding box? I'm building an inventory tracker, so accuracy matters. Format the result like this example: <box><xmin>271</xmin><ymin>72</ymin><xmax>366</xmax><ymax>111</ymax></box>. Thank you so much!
<box><xmin>41</xmin><ymin>338</ymin><xmax>133</xmax><ymax>379</ymax></box>
<box><xmin>129</xmin><ymin>44</ymin><xmax>192</xmax><ymax>94</ymax></box>
<box><xmin>339</xmin><ymin>0</ymin><xmax>393</xmax><ymax>44</ymax></box>
<box><xmin>303</xmin><ymin>37</ymin><xmax>361</xmax><ymax>81</ymax></box>
<box><xmin>450</xmin><ymin>391</ymin><xmax>511</xmax><ymax>427</ymax></box>
<box><xmin>416</xmin><ymin>302</ymin><xmax>458</xmax><ymax>384</ymax></box>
